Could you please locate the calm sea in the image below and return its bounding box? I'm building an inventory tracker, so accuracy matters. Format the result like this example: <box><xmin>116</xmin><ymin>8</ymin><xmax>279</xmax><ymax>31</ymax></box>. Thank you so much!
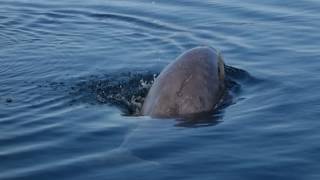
<box><xmin>1</xmin><ymin>0</ymin><xmax>320</xmax><ymax>179</ymax></box>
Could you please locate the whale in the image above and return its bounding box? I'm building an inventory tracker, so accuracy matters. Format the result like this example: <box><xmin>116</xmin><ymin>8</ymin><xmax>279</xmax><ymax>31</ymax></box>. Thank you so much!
<box><xmin>141</xmin><ymin>46</ymin><xmax>226</xmax><ymax>118</ymax></box>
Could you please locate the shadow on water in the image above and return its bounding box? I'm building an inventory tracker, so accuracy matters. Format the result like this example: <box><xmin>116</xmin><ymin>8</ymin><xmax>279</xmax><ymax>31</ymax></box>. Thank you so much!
<box><xmin>38</xmin><ymin>64</ymin><xmax>257</xmax><ymax>128</ymax></box>
<box><xmin>174</xmin><ymin>111</ymin><xmax>224</xmax><ymax>128</ymax></box>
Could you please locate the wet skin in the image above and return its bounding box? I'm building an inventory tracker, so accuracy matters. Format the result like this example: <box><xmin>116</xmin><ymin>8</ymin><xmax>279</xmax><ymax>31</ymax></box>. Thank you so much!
<box><xmin>142</xmin><ymin>47</ymin><xmax>225</xmax><ymax>118</ymax></box>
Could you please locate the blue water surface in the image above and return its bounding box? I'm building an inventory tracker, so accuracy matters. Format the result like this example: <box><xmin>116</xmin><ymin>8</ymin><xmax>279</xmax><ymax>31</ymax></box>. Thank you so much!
<box><xmin>1</xmin><ymin>0</ymin><xmax>320</xmax><ymax>180</ymax></box>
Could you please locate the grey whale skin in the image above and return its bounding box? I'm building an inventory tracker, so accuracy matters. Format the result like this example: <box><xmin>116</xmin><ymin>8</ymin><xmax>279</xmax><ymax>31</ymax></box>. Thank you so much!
<box><xmin>142</xmin><ymin>47</ymin><xmax>226</xmax><ymax>118</ymax></box>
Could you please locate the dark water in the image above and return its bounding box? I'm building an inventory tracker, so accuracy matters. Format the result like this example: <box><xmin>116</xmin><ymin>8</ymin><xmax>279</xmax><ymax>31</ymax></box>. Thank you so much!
<box><xmin>1</xmin><ymin>0</ymin><xmax>320</xmax><ymax>179</ymax></box>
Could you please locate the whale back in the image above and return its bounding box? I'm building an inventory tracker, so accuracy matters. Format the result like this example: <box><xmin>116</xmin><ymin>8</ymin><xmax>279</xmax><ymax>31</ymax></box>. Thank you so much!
<box><xmin>142</xmin><ymin>47</ymin><xmax>225</xmax><ymax>118</ymax></box>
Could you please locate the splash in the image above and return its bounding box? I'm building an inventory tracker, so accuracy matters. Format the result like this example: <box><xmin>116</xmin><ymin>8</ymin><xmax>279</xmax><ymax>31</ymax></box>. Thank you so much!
<box><xmin>69</xmin><ymin>72</ymin><xmax>158</xmax><ymax>115</ymax></box>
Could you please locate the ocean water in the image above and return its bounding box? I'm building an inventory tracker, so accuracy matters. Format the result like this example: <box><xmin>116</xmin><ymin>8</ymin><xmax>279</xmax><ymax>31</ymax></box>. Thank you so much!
<box><xmin>1</xmin><ymin>0</ymin><xmax>320</xmax><ymax>179</ymax></box>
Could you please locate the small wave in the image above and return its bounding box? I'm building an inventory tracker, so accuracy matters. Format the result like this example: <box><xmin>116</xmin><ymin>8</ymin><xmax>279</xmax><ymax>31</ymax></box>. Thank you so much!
<box><xmin>0</xmin><ymin>26</ymin><xmax>19</xmax><ymax>46</ymax></box>
<box><xmin>86</xmin><ymin>12</ymin><xmax>182</xmax><ymax>32</ymax></box>
<box><xmin>50</xmin><ymin>8</ymin><xmax>184</xmax><ymax>33</ymax></box>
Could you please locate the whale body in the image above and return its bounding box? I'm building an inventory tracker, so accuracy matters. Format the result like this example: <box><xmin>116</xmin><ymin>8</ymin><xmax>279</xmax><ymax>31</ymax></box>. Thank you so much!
<box><xmin>141</xmin><ymin>46</ymin><xmax>226</xmax><ymax>118</ymax></box>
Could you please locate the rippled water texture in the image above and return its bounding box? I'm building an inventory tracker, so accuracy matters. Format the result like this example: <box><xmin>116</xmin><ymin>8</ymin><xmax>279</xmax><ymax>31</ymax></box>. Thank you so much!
<box><xmin>1</xmin><ymin>0</ymin><xmax>320</xmax><ymax>179</ymax></box>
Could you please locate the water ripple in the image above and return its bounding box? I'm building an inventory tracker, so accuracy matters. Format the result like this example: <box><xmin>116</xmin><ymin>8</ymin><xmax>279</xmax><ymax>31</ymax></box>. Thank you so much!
<box><xmin>1</xmin><ymin>0</ymin><xmax>320</xmax><ymax>179</ymax></box>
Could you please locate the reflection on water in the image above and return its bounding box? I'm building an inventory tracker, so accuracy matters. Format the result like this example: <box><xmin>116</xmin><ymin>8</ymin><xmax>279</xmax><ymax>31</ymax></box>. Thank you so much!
<box><xmin>1</xmin><ymin>0</ymin><xmax>320</xmax><ymax>179</ymax></box>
